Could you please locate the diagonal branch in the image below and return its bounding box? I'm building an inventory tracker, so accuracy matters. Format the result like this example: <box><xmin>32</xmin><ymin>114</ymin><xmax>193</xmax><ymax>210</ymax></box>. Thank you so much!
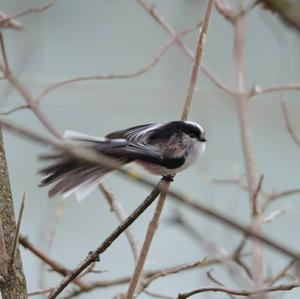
<box><xmin>47</xmin><ymin>185</ymin><xmax>162</xmax><ymax>298</ymax></box>
<box><xmin>99</xmin><ymin>184</ymin><xmax>140</xmax><ymax>262</ymax></box>
<box><xmin>181</xmin><ymin>0</ymin><xmax>215</xmax><ymax>121</ymax></box>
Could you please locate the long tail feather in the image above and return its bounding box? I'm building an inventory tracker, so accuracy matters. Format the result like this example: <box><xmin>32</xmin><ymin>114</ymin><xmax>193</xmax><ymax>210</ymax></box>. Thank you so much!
<box><xmin>39</xmin><ymin>151</ymin><xmax>113</xmax><ymax>199</ymax></box>
<box><xmin>38</xmin><ymin>130</ymin><xmax>129</xmax><ymax>200</ymax></box>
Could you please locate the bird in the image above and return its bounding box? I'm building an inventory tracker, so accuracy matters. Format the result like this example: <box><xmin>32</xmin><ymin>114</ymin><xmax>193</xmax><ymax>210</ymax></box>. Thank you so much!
<box><xmin>39</xmin><ymin>121</ymin><xmax>207</xmax><ymax>201</ymax></box>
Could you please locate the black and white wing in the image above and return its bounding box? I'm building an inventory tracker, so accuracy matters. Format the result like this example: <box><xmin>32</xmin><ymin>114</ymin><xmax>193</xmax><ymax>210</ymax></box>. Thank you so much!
<box><xmin>39</xmin><ymin>128</ymin><xmax>165</xmax><ymax>200</ymax></box>
<box><xmin>106</xmin><ymin>123</ymin><xmax>163</xmax><ymax>143</ymax></box>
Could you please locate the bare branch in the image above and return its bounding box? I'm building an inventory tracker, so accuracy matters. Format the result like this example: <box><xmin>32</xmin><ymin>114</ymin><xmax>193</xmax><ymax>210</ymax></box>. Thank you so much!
<box><xmin>206</xmin><ymin>269</ymin><xmax>225</xmax><ymax>286</ymax></box>
<box><xmin>0</xmin><ymin>105</ymin><xmax>29</xmax><ymax>116</ymax></box>
<box><xmin>266</xmin><ymin>258</ymin><xmax>297</xmax><ymax>286</ymax></box>
<box><xmin>0</xmin><ymin>12</ymin><xmax>23</xmax><ymax>30</ymax></box>
<box><xmin>177</xmin><ymin>283</ymin><xmax>300</xmax><ymax>298</ymax></box>
<box><xmin>62</xmin><ymin>256</ymin><xmax>227</xmax><ymax>299</ymax></box>
<box><xmin>262</xmin><ymin>188</ymin><xmax>300</xmax><ymax>211</ymax></box>
<box><xmin>215</xmin><ymin>0</ymin><xmax>236</xmax><ymax>23</ymax></box>
<box><xmin>249</xmin><ymin>83</ymin><xmax>300</xmax><ymax>97</ymax></box>
<box><xmin>270</xmin><ymin>189</ymin><xmax>300</xmax><ymax>202</ymax></box>
<box><xmin>0</xmin><ymin>0</ymin><xmax>55</xmax><ymax>28</ymax></box>
<box><xmin>281</xmin><ymin>99</ymin><xmax>300</xmax><ymax>147</ymax></box>
<box><xmin>28</xmin><ymin>288</ymin><xmax>53</xmax><ymax>297</ymax></box>
<box><xmin>252</xmin><ymin>175</ymin><xmax>264</xmax><ymax>216</ymax></box>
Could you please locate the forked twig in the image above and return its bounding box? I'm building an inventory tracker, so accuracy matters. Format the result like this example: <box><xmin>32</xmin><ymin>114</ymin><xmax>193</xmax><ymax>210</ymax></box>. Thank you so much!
<box><xmin>136</xmin><ymin>0</ymin><xmax>234</xmax><ymax>95</ymax></box>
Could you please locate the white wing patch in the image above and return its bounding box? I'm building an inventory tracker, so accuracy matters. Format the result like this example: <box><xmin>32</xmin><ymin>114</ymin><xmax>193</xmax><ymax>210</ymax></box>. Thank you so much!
<box><xmin>64</xmin><ymin>130</ymin><xmax>107</xmax><ymax>142</ymax></box>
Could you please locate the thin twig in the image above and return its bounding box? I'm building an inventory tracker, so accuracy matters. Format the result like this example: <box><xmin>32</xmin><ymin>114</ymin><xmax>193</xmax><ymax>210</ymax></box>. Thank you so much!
<box><xmin>181</xmin><ymin>0</ymin><xmax>215</xmax><ymax>121</ymax></box>
<box><xmin>62</xmin><ymin>256</ymin><xmax>226</xmax><ymax>299</ymax></box>
<box><xmin>263</xmin><ymin>189</ymin><xmax>300</xmax><ymax>211</ymax></box>
<box><xmin>0</xmin><ymin>12</ymin><xmax>23</xmax><ymax>30</ymax></box>
<box><xmin>266</xmin><ymin>258</ymin><xmax>297</xmax><ymax>286</ymax></box>
<box><xmin>177</xmin><ymin>283</ymin><xmax>300</xmax><ymax>298</ymax></box>
<box><xmin>252</xmin><ymin>175</ymin><xmax>264</xmax><ymax>216</ymax></box>
<box><xmin>141</xmin><ymin>257</ymin><xmax>207</xmax><ymax>293</ymax></box>
<box><xmin>215</xmin><ymin>0</ymin><xmax>235</xmax><ymax>23</ymax></box>
<box><xmin>262</xmin><ymin>188</ymin><xmax>300</xmax><ymax>211</ymax></box>
<box><xmin>0</xmin><ymin>105</ymin><xmax>29</xmax><ymax>116</ymax></box>
<box><xmin>9</xmin><ymin>192</ymin><xmax>26</xmax><ymax>271</ymax></box>
<box><xmin>0</xmin><ymin>0</ymin><xmax>55</xmax><ymax>27</ymax></box>
<box><xmin>249</xmin><ymin>83</ymin><xmax>300</xmax><ymax>97</ymax></box>
<box><xmin>281</xmin><ymin>98</ymin><xmax>300</xmax><ymax>147</ymax></box>
<box><xmin>28</xmin><ymin>288</ymin><xmax>53</xmax><ymax>297</ymax></box>
<box><xmin>206</xmin><ymin>269</ymin><xmax>224</xmax><ymax>286</ymax></box>
<box><xmin>99</xmin><ymin>183</ymin><xmax>140</xmax><ymax>262</ymax></box>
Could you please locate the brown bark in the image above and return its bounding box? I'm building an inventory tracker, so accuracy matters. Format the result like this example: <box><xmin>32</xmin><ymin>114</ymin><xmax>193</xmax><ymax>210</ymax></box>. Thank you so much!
<box><xmin>0</xmin><ymin>127</ymin><xmax>27</xmax><ymax>298</ymax></box>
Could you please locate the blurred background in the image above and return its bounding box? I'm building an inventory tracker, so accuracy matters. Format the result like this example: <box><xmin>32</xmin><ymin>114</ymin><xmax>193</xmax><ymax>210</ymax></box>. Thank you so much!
<box><xmin>0</xmin><ymin>0</ymin><xmax>300</xmax><ymax>298</ymax></box>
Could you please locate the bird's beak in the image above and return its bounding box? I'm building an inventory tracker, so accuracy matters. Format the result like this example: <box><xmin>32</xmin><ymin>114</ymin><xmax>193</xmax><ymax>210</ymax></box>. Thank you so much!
<box><xmin>199</xmin><ymin>136</ymin><xmax>206</xmax><ymax>142</ymax></box>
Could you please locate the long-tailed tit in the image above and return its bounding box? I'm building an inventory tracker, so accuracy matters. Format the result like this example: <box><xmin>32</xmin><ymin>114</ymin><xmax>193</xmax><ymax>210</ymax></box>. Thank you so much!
<box><xmin>39</xmin><ymin>121</ymin><xmax>206</xmax><ymax>200</ymax></box>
